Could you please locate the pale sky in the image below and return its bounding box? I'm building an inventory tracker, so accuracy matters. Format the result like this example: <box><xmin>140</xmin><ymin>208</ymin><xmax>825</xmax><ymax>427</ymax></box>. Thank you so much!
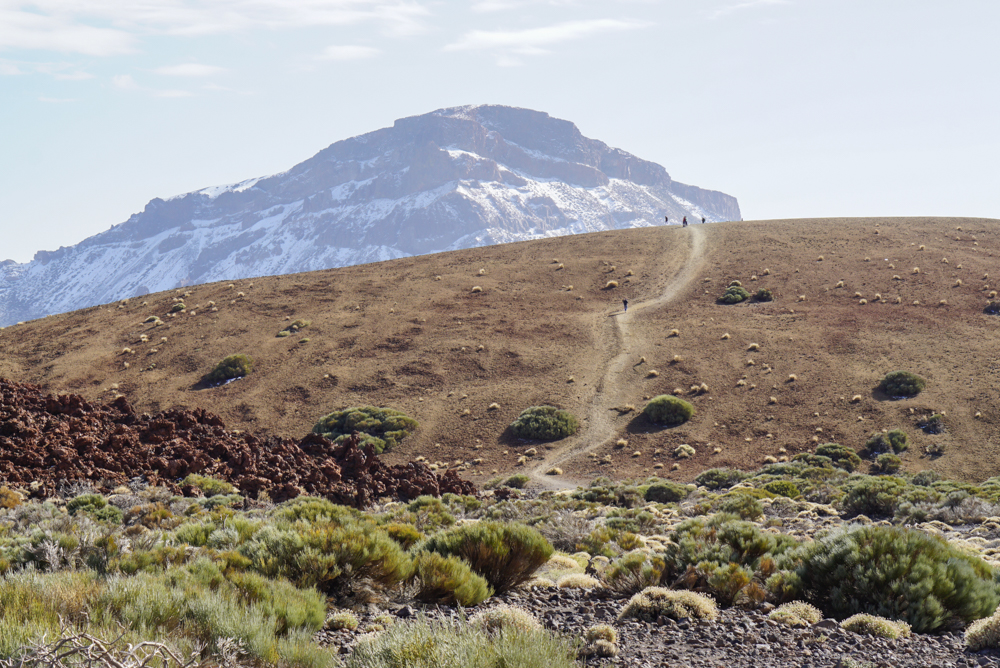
<box><xmin>2</xmin><ymin>0</ymin><xmax>998</xmax><ymax>263</ymax></box>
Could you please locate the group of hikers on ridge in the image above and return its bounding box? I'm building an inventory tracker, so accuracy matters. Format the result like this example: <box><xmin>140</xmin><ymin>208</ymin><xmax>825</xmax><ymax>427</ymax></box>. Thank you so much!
<box><xmin>665</xmin><ymin>215</ymin><xmax>706</xmax><ymax>227</ymax></box>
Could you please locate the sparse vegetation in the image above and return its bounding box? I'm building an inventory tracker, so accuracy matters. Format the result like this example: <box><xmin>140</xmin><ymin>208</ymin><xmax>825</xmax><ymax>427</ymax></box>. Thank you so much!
<box><xmin>754</xmin><ymin>288</ymin><xmax>773</xmax><ymax>301</ymax></box>
<box><xmin>312</xmin><ymin>406</ymin><xmax>418</xmax><ymax>454</ymax></box>
<box><xmin>509</xmin><ymin>406</ymin><xmax>579</xmax><ymax>441</ymax></box>
<box><xmin>865</xmin><ymin>429</ymin><xmax>909</xmax><ymax>455</ymax></box>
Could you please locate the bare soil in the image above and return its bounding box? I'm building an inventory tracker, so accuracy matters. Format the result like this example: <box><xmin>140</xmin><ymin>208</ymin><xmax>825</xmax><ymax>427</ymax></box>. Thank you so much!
<box><xmin>2</xmin><ymin>217</ymin><xmax>998</xmax><ymax>488</ymax></box>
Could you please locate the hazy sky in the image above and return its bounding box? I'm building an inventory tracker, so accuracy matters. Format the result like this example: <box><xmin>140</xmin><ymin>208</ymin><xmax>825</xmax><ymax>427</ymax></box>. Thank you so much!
<box><xmin>2</xmin><ymin>0</ymin><xmax>998</xmax><ymax>263</ymax></box>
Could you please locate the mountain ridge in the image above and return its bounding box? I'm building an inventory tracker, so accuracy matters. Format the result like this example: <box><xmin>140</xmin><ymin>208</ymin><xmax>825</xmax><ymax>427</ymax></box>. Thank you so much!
<box><xmin>0</xmin><ymin>104</ymin><xmax>740</xmax><ymax>326</ymax></box>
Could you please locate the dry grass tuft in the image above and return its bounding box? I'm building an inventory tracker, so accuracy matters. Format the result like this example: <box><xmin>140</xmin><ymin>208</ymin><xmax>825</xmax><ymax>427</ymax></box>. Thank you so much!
<box><xmin>471</xmin><ymin>286</ymin><xmax>483</xmax><ymax>293</ymax></box>
<box><xmin>605</xmin><ymin>280</ymin><xmax>619</xmax><ymax>289</ymax></box>
<box><xmin>721</xmin><ymin>333</ymin><xmax>730</xmax><ymax>340</ymax></box>
<box><xmin>646</xmin><ymin>370</ymin><xmax>659</xmax><ymax>378</ymax></box>
<box><xmin>668</xmin><ymin>329</ymin><xmax>680</xmax><ymax>337</ymax></box>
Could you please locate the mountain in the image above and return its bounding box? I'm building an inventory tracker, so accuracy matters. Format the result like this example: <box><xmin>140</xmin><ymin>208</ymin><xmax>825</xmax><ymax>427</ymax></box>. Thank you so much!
<box><xmin>0</xmin><ymin>104</ymin><xmax>740</xmax><ymax>326</ymax></box>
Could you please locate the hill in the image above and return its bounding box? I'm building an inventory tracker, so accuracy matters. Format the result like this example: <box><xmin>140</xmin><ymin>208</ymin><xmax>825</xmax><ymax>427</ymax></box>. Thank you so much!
<box><xmin>0</xmin><ymin>104</ymin><xmax>739</xmax><ymax>326</ymax></box>
<box><xmin>1</xmin><ymin>216</ymin><xmax>998</xmax><ymax>486</ymax></box>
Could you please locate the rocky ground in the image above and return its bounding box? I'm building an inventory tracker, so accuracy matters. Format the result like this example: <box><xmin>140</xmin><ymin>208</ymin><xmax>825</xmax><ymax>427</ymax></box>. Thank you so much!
<box><xmin>317</xmin><ymin>587</ymin><xmax>1000</xmax><ymax>667</ymax></box>
<box><xmin>0</xmin><ymin>378</ymin><xmax>474</xmax><ymax>505</ymax></box>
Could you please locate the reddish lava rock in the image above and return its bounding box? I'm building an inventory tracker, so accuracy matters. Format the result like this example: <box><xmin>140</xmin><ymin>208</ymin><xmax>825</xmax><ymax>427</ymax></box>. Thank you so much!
<box><xmin>0</xmin><ymin>378</ymin><xmax>476</xmax><ymax>506</ymax></box>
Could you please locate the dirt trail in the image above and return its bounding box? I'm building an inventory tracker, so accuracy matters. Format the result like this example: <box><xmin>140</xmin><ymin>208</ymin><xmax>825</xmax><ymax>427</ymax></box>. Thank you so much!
<box><xmin>528</xmin><ymin>226</ymin><xmax>707</xmax><ymax>489</ymax></box>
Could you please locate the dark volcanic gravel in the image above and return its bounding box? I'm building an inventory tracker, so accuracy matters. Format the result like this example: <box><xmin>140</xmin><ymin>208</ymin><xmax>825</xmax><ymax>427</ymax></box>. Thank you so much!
<box><xmin>318</xmin><ymin>587</ymin><xmax>1000</xmax><ymax>667</ymax></box>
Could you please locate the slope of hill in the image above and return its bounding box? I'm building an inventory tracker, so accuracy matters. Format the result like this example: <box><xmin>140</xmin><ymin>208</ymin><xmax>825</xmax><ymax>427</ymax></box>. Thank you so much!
<box><xmin>0</xmin><ymin>104</ymin><xmax>739</xmax><ymax>326</ymax></box>
<box><xmin>1</xmin><ymin>216</ymin><xmax>998</xmax><ymax>486</ymax></box>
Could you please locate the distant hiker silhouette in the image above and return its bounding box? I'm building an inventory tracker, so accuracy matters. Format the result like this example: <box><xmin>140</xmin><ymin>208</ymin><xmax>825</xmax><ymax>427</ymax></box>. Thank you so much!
<box><xmin>622</xmin><ymin>299</ymin><xmax>628</xmax><ymax>313</ymax></box>
<box><xmin>682</xmin><ymin>216</ymin><xmax>688</xmax><ymax>227</ymax></box>
<box><xmin>664</xmin><ymin>215</ymin><xmax>669</xmax><ymax>224</ymax></box>
<box><xmin>702</xmin><ymin>216</ymin><xmax>706</xmax><ymax>224</ymax></box>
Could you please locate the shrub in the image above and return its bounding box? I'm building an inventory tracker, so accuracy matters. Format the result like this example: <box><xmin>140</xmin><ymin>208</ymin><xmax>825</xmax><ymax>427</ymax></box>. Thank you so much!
<box><xmin>509</xmin><ymin>406</ymin><xmax>579</xmax><ymax>441</ymax></box>
<box><xmin>717</xmin><ymin>492</ymin><xmax>764</xmax><ymax>520</ymax></box>
<box><xmin>643</xmin><ymin>395</ymin><xmax>695</xmax><ymax>427</ymax></box>
<box><xmin>182</xmin><ymin>473</ymin><xmax>237</xmax><ymax>497</ymax></box>
<box><xmin>383</xmin><ymin>523</ymin><xmax>424</xmax><ymax>550</ymax></box>
<box><xmin>312</xmin><ymin>406</ymin><xmax>419</xmax><ymax>454</ymax></box>
<box><xmin>203</xmin><ymin>354</ymin><xmax>253</xmax><ymax>385</ymax></box>
<box><xmin>618</xmin><ymin>587</ymin><xmax>718</xmax><ymax>622</ymax></box>
<box><xmin>754</xmin><ymin>288</ymin><xmax>774</xmax><ymax>302</ymax></box>
<box><xmin>873</xmin><ymin>453</ymin><xmax>902</xmax><ymax>474</ymax></box>
<box><xmin>984</xmin><ymin>301</ymin><xmax>1000</xmax><ymax>315</ymax></box>
<box><xmin>603</xmin><ymin>550</ymin><xmax>666</xmax><ymax>595</ymax></box>
<box><xmin>0</xmin><ymin>487</ymin><xmax>21</xmax><ymax>509</ymax></box>
<box><xmin>644</xmin><ymin>482</ymin><xmax>692</xmax><ymax>504</ymax></box>
<box><xmin>329</xmin><ymin>610</ymin><xmax>360</xmax><ymax>631</ymax></box>
<box><xmin>585</xmin><ymin>624</ymin><xmax>617</xmax><ymax>644</ymax></box>
<box><xmin>815</xmin><ymin>443</ymin><xmax>862</xmax><ymax>472</ymax></box>
<box><xmin>421</xmin><ymin>522</ymin><xmax>553</xmax><ymax>595</ymax></box>
<box><xmin>169</xmin><ymin>302</ymin><xmax>186</xmax><ymax>313</ymax></box>
<box><xmin>469</xmin><ymin>604</ymin><xmax>542</xmax><ymax>634</ymax></box>
<box><xmin>966</xmin><ymin>608</ymin><xmax>1000</xmax><ymax>650</ymax></box>
<box><xmin>769</xmin><ymin>601</ymin><xmax>822</xmax><ymax>626</ymax></box>
<box><xmin>695</xmin><ymin>468</ymin><xmax>750</xmax><ymax>490</ymax></box>
<box><xmin>555</xmin><ymin>573</ymin><xmax>601</xmax><ymax>589</ymax></box>
<box><xmin>880</xmin><ymin>370</ymin><xmax>926</xmax><ymax>398</ymax></box>
<box><xmin>413</xmin><ymin>551</ymin><xmax>492</xmax><ymax>607</ymax></box>
<box><xmin>840</xmin><ymin>614</ymin><xmax>911</xmax><ymax>639</ymax></box>
<box><xmin>763</xmin><ymin>480</ymin><xmax>801</xmax><ymax>498</ymax></box>
<box><xmin>918</xmin><ymin>413</ymin><xmax>945</xmax><ymax>434</ymax></box>
<box><xmin>797</xmin><ymin>524</ymin><xmax>1000</xmax><ymax>633</ymax></box>
<box><xmin>66</xmin><ymin>494</ymin><xmax>107</xmax><ymax>516</ymax></box>
<box><xmin>911</xmin><ymin>470</ymin><xmax>941</xmax><ymax>486</ymax></box>
<box><xmin>865</xmin><ymin>429</ymin><xmax>909</xmax><ymax>455</ymax></box>
<box><xmin>503</xmin><ymin>474</ymin><xmax>530</xmax><ymax>489</ymax></box>
<box><xmin>838</xmin><ymin>475</ymin><xmax>907</xmax><ymax>517</ymax></box>
<box><xmin>346</xmin><ymin>616</ymin><xmax>580</xmax><ymax>668</ymax></box>
<box><xmin>718</xmin><ymin>286</ymin><xmax>750</xmax><ymax>304</ymax></box>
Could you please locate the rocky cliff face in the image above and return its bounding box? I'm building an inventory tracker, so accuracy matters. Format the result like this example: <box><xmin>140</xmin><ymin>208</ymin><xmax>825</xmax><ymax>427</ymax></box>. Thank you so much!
<box><xmin>0</xmin><ymin>105</ymin><xmax>740</xmax><ymax>325</ymax></box>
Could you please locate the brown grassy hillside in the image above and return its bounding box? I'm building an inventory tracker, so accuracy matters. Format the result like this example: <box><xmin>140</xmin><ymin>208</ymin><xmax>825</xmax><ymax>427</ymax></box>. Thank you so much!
<box><xmin>2</xmin><ymin>217</ymin><xmax>998</xmax><ymax>486</ymax></box>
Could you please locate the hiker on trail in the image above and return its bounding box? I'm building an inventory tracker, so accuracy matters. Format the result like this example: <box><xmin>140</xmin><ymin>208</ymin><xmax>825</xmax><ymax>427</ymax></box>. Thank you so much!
<box><xmin>664</xmin><ymin>215</ymin><xmax>668</xmax><ymax>224</ymax></box>
<box><xmin>702</xmin><ymin>216</ymin><xmax>706</xmax><ymax>224</ymax></box>
<box><xmin>682</xmin><ymin>216</ymin><xmax>688</xmax><ymax>227</ymax></box>
<box><xmin>623</xmin><ymin>299</ymin><xmax>628</xmax><ymax>313</ymax></box>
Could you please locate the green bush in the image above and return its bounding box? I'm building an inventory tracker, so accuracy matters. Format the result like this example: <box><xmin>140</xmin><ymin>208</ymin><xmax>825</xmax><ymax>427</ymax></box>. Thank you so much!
<box><xmin>880</xmin><ymin>370</ymin><xmax>926</xmax><ymax>398</ymax></box>
<box><xmin>421</xmin><ymin>521</ymin><xmax>553</xmax><ymax>595</ymax></box>
<box><xmin>504</xmin><ymin>474</ymin><xmax>531</xmax><ymax>489</ymax></box>
<box><xmin>644</xmin><ymin>481</ymin><xmax>692</xmax><ymax>504</ymax></box>
<box><xmin>203</xmin><ymin>354</ymin><xmax>253</xmax><ymax>385</ymax></box>
<box><xmin>509</xmin><ymin>406</ymin><xmax>579</xmax><ymax>441</ymax></box>
<box><xmin>754</xmin><ymin>288</ymin><xmax>774</xmax><ymax>302</ymax></box>
<box><xmin>815</xmin><ymin>443</ymin><xmax>862</xmax><ymax>472</ymax></box>
<box><xmin>797</xmin><ymin>524</ymin><xmax>1000</xmax><ymax>633</ymax></box>
<box><xmin>763</xmin><ymin>480</ymin><xmax>801</xmax><ymax>498</ymax></box>
<box><xmin>717</xmin><ymin>492</ymin><xmax>764</xmax><ymax>520</ymax></box>
<box><xmin>718</xmin><ymin>286</ymin><xmax>750</xmax><ymax>304</ymax></box>
<box><xmin>312</xmin><ymin>406</ymin><xmax>418</xmax><ymax>454</ymax></box>
<box><xmin>643</xmin><ymin>395</ymin><xmax>695</xmax><ymax>427</ymax></box>
<box><xmin>169</xmin><ymin>302</ymin><xmax>186</xmax><ymax>313</ymax></box>
<box><xmin>346</xmin><ymin>616</ymin><xmax>580</xmax><ymax>668</ymax></box>
<box><xmin>413</xmin><ymin>552</ymin><xmax>492</xmax><ymax>606</ymax></box>
<box><xmin>865</xmin><ymin>428</ymin><xmax>909</xmax><ymax>455</ymax></box>
<box><xmin>911</xmin><ymin>470</ymin><xmax>941</xmax><ymax>486</ymax></box>
<box><xmin>383</xmin><ymin>523</ymin><xmax>424</xmax><ymax>550</ymax></box>
<box><xmin>873</xmin><ymin>453</ymin><xmax>902</xmax><ymax>475</ymax></box>
<box><xmin>603</xmin><ymin>550</ymin><xmax>666</xmax><ymax>595</ymax></box>
<box><xmin>695</xmin><ymin>468</ymin><xmax>750</xmax><ymax>490</ymax></box>
<box><xmin>838</xmin><ymin>475</ymin><xmax>907</xmax><ymax>518</ymax></box>
<box><xmin>182</xmin><ymin>473</ymin><xmax>237</xmax><ymax>497</ymax></box>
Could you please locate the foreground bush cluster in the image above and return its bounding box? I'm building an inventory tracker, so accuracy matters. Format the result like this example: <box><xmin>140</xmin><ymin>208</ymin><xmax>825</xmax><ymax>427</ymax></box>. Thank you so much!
<box><xmin>4</xmin><ymin>452</ymin><xmax>1000</xmax><ymax>665</ymax></box>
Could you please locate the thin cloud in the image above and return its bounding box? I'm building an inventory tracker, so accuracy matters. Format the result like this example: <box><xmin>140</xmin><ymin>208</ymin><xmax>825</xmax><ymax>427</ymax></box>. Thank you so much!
<box><xmin>0</xmin><ymin>60</ymin><xmax>22</xmax><ymax>75</ymax></box>
<box><xmin>444</xmin><ymin>18</ymin><xmax>648</xmax><ymax>55</ymax></box>
<box><xmin>38</xmin><ymin>96</ymin><xmax>77</xmax><ymax>102</ymax></box>
<box><xmin>317</xmin><ymin>45</ymin><xmax>381</xmax><ymax>61</ymax></box>
<box><xmin>154</xmin><ymin>63</ymin><xmax>226</xmax><ymax>77</ymax></box>
<box><xmin>0</xmin><ymin>7</ymin><xmax>135</xmax><ymax>56</ymax></box>
<box><xmin>154</xmin><ymin>89</ymin><xmax>194</xmax><ymax>97</ymax></box>
<box><xmin>112</xmin><ymin>74</ymin><xmax>137</xmax><ymax>89</ymax></box>
<box><xmin>710</xmin><ymin>0</ymin><xmax>790</xmax><ymax>19</ymax></box>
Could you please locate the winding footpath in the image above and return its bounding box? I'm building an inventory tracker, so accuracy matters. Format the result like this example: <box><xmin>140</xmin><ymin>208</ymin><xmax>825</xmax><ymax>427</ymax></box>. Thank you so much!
<box><xmin>529</xmin><ymin>225</ymin><xmax>708</xmax><ymax>490</ymax></box>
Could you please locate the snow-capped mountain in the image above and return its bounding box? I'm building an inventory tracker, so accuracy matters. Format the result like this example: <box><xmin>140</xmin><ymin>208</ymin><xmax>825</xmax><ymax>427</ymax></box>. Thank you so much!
<box><xmin>0</xmin><ymin>105</ymin><xmax>740</xmax><ymax>326</ymax></box>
